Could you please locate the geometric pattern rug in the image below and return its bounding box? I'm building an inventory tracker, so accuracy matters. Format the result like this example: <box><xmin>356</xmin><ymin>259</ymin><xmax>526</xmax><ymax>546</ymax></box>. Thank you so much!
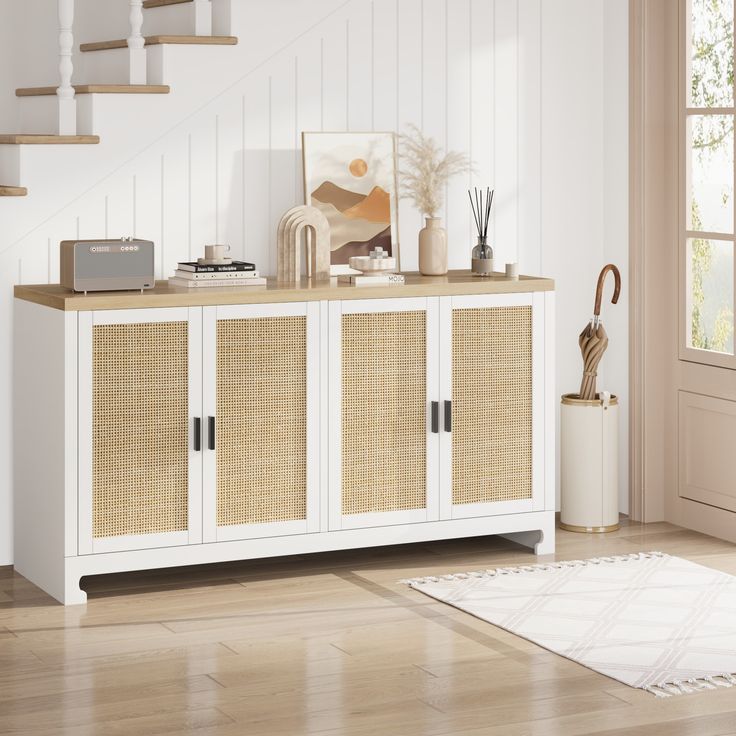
<box><xmin>403</xmin><ymin>552</ymin><xmax>736</xmax><ymax>697</ymax></box>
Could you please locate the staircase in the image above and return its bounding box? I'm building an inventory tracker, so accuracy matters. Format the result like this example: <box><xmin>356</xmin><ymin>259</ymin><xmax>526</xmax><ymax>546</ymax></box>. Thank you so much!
<box><xmin>0</xmin><ymin>0</ymin><xmax>237</xmax><ymax>198</ymax></box>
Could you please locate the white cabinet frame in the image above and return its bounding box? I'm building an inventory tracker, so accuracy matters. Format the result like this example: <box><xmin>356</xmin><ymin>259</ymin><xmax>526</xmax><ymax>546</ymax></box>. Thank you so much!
<box><xmin>328</xmin><ymin>297</ymin><xmax>440</xmax><ymax>530</ymax></box>
<box><xmin>439</xmin><ymin>292</ymin><xmax>546</xmax><ymax>519</ymax></box>
<box><xmin>15</xmin><ymin>284</ymin><xmax>556</xmax><ymax>605</ymax></box>
<box><xmin>78</xmin><ymin>307</ymin><xmax>203</xmax><ymax>555</ymax></box>
<box><xmin>202</xmin><ymin>302</ymin><xmax>321</xmax><ymax>543</ymax></box>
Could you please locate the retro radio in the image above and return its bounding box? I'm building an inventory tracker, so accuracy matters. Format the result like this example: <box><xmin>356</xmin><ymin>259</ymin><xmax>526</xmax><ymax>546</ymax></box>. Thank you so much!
<box><xmin>60</xmin><ymin>238</ymin><xmax>155</xmax><ymax>293</ymax></box>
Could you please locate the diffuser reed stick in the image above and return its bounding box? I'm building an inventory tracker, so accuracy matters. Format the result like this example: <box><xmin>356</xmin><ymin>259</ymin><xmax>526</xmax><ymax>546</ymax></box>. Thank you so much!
<box><xmin>468</xmin><ymin>187</ymin><xmax>494</xmax><ymax>239</ymax></box>
<box><xmin>469</xmin><ymin>187</ymin><xmax>495</xmax><ymax>276</ymax></box>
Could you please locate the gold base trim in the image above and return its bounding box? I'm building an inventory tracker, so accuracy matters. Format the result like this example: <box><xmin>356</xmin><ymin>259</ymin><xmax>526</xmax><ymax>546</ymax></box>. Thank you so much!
<box><xmin>559</xmin><ymin>521</ymin><xmax>620</xmax><ymax>534</ymax></box>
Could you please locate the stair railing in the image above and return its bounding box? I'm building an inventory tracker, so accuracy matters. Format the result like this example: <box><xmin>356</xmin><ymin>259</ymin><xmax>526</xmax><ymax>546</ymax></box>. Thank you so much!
<box><xmin>57</xmin><ymin>0</ymin><xmax>76</xmax><ymax>134</ymax></box>
<box><xmin>128</xmin><ymin>0</ymin><xmax>146</xmax><ymax>84</ymax></box>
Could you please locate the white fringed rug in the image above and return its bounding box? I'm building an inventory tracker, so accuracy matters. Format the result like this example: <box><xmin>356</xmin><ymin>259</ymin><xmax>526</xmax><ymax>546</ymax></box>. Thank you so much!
<box><xmin>404</xmin><ymin>551</ymin><xmax>736</xmax><ymax>697</ymax></box>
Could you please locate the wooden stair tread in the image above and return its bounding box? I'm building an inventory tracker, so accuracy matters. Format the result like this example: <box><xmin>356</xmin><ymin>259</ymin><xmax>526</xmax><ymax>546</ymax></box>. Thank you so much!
<box><xmin>16</xmin><ymin>84</ymin><xmax>170</xmax><ymax>97</ymax></box>
<box><xmin>80</xmin><ymin>35</ymin><xmax>238</xmax><ymax>52</ymax></box>
<box><xmin>143</xmin><ymin>0</ymin><xmax>191</xmax><ymax>7</ymax></box>
<box><xmin>0</xmin><ymin>185</ymin><xmax>28</xmax><ymax>196</ymax></box>
<box><xmin>0</xmin><ymin>135</ymin><xmax>100</xmax><ymax>145</ymax></box>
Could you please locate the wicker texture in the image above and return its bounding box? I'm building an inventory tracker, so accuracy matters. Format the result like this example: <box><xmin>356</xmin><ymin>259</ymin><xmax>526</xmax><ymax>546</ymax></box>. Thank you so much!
<box><xmin>92</xmin><ymin>322</ymin><xmax>189</xmax><ymax>538</ymax></box>
<box><xmin>216</xmin><ymin>316</ymin><xmax>308</xmax><ymax>526</ymax></box>
<box><xmin>452</xmin><ymin>306</ymin><xmax>533</xmax><ymax>505</ymax></box>
<box><xmin>342</xmin><ymin>311</ymin><xmax>427</xmax><ymax>515</ymax></box>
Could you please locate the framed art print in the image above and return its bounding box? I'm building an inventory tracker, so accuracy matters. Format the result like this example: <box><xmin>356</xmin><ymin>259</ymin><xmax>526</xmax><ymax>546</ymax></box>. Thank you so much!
<box><xmin>302</xmin><ymin>132</ymin><xmax>400</xmax><ymax>275</ymax></box>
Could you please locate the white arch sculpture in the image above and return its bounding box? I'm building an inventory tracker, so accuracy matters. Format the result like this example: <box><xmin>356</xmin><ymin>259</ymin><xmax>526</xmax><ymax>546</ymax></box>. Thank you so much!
<box><xmin>276</xmin><ymin>205</ymin><xmax>331</xmax><ymax>282</ymax></box>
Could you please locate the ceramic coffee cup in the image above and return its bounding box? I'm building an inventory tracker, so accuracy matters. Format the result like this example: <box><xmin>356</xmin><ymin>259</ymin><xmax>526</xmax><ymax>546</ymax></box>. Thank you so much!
<box><xmin>204</xmin><ymin>244</ymin><xmax>231</xmax><ymax>261</ymax></box>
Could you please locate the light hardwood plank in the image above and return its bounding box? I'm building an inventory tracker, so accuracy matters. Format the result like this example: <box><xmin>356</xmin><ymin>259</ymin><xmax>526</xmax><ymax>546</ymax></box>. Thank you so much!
<box><xmin>16</xmin><ymin>85</ymin><xmax>170</xmax><ymax>97</ymax></box>
<box><xmin>0</xmin><ymin>185</ymin><xmax>27</xmax><ymax>196</ymax></box>
<box><xmin>14</xmin><ymin>271</ymin><xmax>554</xmax><ymax>312</ymax></box>
<box><xmin>0</xmin><ymin>135</ymin><xmax>99</xmax><ymax>145</ymax></box>
<box><xmin>80</xmin><ymin>36</ymin><xmax>238</xmax><ymax>52</ymax></box>
<box><xmin>143</xmin><ymin>0</ymin><xmax>192</xmax><ymax>7</ymax></box>
<box><xmin>2</xmin><ymin>521</ymin><xmax>736</xmax><ymax>734</ymax></box>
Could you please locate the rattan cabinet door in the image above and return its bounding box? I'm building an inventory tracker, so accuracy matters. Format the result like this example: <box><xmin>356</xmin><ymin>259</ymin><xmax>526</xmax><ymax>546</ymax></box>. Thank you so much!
<box><xmin>439</xmin><ymin>293</ymin><xmax>545</xmax><ymax>519</ymax></box>
<box><xmin>78</xmin><ymin>308</ymin><xmax>203</xmax><ymax>555</ymax></box>
<box><xmin>328</xmin><ymin>297</ymin><xmax>440</xmax><ymax>530</ymax></box>
<box><xmin>202</xmin><ymin>303</ymin><xmax>320</xmax><ymax>542</ymax></box>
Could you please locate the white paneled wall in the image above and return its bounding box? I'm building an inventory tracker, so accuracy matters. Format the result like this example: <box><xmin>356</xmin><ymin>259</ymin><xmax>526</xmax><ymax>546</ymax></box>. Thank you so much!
<box><xmin>0</xmin><ymin>0</ymin><xmax>628</xmax><ymax>565</ymax></box>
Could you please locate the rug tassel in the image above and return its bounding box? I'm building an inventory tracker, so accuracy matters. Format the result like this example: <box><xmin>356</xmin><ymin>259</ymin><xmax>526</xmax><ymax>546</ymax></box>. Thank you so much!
<box><xmin>648</xmin><ymin>676</ymin><xmax>736</xmax><ymax>697</ymax></box>
<box><xmin>645</xmin><ymin>686</ymin><xmax>672</xmax><ymax>698</ymax></box>
<box><xmin>398</xmin><ymin>551</ymin><xmax>667</xmax><ymax>586</ymax></box>
<box><xmin>672</xmin><ymin>680</ymin><xmax>695</xmax><ymax>694</ymax></box>
<box><xmin>705</xmin><ymin>676</ymin><xmax>731</xmax><ymax>689</ymax></box>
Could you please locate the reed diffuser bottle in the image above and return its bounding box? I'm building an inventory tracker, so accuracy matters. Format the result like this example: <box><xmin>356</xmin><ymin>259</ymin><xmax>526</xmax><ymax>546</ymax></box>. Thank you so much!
<box><xmin>469</xmin><ymin>187</ymin><xmax>494</xmax><ymax>276</ymax></box>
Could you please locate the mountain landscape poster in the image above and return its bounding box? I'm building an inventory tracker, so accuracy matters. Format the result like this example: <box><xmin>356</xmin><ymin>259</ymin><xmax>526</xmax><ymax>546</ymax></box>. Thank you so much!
<box><xmin>302</xmin><ymin>132</ymin><xmax>399</xmax><ymax>274</ymax></box>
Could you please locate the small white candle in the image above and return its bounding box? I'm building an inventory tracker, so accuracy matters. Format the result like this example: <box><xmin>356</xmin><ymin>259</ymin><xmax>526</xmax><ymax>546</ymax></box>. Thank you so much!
<box><xmin>505</xmin><ymin>262</ymin><xmax>519</xmax><ymax>280</ymax></box>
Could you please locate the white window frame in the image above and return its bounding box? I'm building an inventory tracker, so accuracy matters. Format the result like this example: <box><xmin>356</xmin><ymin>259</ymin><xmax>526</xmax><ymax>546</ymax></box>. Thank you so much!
<box><xmin>679</xmin><ymin>0</ymin><xmax>736</xmax><ymax>369</ymax></box>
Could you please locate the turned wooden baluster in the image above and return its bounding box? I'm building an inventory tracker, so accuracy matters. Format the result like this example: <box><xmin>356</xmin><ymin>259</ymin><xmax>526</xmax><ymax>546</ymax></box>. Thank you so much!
<box><xmin>56</xmin><ymin>0</ymin><xmax>76</xmax><ymax>135</ymax></box>
<box><xmin>128</xmin><ymin>0</ymin><xmax>146</xmax><ymax>84</ymax></box>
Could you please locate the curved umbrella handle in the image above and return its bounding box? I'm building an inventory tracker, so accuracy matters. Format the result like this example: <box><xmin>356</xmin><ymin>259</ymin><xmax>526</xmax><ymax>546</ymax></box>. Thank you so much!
<box><xmin>593</xmin><ymin>264</ymin><xmax>621</xmax><ymax>317</ymax></box>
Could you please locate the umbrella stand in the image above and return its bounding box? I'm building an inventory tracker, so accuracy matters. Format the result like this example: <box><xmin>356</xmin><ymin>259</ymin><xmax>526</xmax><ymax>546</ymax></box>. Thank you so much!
<box><xmin>561</xmin><ymin>264</ymin><xmax>622</xmax><ymax>534</ymax></box>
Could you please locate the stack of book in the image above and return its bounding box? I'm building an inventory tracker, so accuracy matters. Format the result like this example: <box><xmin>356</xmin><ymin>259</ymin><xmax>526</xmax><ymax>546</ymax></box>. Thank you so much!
<box><xmin>337</xmin><ymin>273</ymin><xmax>405</xmax><ymax>286</ymax></box>
<box><xmin>169</xmin><ymin>260</ymin><xmax>267</xmax><ymax>288</ymax></box>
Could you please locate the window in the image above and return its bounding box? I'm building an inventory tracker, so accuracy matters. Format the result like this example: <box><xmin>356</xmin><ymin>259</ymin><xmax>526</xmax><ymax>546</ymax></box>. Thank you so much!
<box><xmin>683</xmin><ymin>0</ymin><xmax>736</xmax><ymax>366</ymax></box>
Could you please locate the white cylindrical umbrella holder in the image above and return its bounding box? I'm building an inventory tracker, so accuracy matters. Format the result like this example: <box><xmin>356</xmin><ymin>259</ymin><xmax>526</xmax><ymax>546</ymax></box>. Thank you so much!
<box><xmin>560</xmin><ymin>393</ymin><xmax>619</xmax><ymax>533</ymax></box>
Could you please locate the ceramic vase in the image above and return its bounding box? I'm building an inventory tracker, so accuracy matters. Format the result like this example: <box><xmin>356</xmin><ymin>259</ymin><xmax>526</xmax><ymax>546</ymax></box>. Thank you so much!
<box><xmin>418</xmin><ymin>217</ymin><xmax>448</xmax><ymax>276</ymax></box>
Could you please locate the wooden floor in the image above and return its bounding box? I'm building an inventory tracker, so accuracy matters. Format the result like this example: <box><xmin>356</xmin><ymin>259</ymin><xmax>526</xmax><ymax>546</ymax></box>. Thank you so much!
<box><xmin>2</xmin><ymin>521</ymin><xmax>736</xmax><ymax>735</ymax></box>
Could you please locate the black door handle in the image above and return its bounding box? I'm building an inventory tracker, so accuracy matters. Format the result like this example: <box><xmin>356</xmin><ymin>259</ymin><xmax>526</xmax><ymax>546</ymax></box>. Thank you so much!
<box><xmin>444</xmin><ymin>400</ymin><xmax>452</xmax><ymax>432</ymax></box>
<box><xmin>430</xmin><ymin>401</ymin><xmax>439</xmax><ymax>433</ymax></box>
<box><xmin>193</xmin><ymin>417</ymin><xmax>201</xmax><ymax>452</ymax></box>
<box><xmin>208</xmin><ymin>416</ymin><xmax>216</xmax><ymax>450</ymax></box>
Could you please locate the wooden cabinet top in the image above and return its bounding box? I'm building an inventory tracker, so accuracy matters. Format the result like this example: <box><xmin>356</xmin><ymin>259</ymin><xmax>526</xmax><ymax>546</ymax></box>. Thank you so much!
<box><xmin>14</xmin><ymin>270</ymin><xmax>554</xmax><ymax>312</ymax></box>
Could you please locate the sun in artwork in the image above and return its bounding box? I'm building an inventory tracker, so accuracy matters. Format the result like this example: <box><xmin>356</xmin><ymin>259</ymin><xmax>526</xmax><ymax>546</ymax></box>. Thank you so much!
<box><xmin>349</xmin><ymin>158</ymin><xmax>368</xmax><ymax>177</ymax></box>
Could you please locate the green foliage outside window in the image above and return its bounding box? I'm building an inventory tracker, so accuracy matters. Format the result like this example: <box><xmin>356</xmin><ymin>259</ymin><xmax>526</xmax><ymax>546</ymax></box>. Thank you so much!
<box><xmin>690</xmin><ymin>0</ymin><xmax>735</xmax><ymax>353</ymax></box>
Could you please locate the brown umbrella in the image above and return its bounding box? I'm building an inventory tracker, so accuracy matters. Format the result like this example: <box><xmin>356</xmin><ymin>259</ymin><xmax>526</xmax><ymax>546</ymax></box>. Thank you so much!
<box><xmin>578</xmin><ymin>264</ymin><xmax>621</xmax><ymax>400</ymax></box>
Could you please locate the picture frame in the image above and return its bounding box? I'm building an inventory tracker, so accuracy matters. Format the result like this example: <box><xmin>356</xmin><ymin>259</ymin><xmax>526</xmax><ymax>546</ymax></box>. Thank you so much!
<box><xmin>302</xmin><ymin>131</ymin><xmax>400</xmax><ymax>275</ymax></box>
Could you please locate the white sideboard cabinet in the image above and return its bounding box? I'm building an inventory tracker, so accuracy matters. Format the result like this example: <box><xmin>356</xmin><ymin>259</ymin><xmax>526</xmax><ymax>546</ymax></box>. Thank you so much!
<box><xmin>14</xmin><ymin>272</ymin><xmax>555</xmax><ymax>604</ymax></box>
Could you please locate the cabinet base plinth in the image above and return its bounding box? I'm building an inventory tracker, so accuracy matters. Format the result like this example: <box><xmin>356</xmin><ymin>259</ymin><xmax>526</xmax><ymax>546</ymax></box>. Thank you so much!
<box><xmin>501</xmin><ymin>526</ymin><xmax>555</xmax><ymax>555</ymax></box>
<box><xmin>23</xmin><ymin>512</ymin><xmax>559</xmax><ymax>605</ymax></box>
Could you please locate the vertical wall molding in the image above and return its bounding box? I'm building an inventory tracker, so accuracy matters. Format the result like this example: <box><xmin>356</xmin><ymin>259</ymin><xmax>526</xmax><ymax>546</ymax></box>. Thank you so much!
<box><xmin>628</xmin><ymin>0</ymin><xmax>678</xmax><ymax>523</ymax></box>
<box><xmin>629</xmin><ymin>0</ymin><xmax>645</xmax><ymax>522</ymax></box>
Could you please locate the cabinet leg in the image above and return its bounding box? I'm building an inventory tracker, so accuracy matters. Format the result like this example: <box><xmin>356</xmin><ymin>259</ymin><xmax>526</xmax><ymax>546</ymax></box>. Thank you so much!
<box><xmin>501</xmin><ymin>528</ymin><xmax>555</xmax><ymax>556</ymax></box>
<box><xmin>63</xmin><ymin>575</ymin><xmax>88</xmax><ymax>606</ymax></box>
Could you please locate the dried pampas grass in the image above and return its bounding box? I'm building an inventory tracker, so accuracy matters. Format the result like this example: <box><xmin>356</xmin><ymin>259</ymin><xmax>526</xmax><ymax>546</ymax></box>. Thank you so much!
<box><xmin>399</xmin><ymin>124</ymin><xmax>473</xmax><ymax>217</ymax></box>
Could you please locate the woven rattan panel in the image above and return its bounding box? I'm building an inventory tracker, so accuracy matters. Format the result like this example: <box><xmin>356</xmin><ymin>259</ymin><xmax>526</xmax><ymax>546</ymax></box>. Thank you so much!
<box><xmin>216</xmin><ymin>316</ymin><xmax>307</xmax><ymax>526</ymax></box>
<box><xmin>342</xmin><ymin>311</ymin><xmax>427</xmax><ymax>515</ymax></box>
<box><xmin>452</xmin><ymin>306</ymin><xmax>533</xmax><ymax>505</ymax></box>
<box><xmin>92</xmin><ymin>322</ymin><xmax>189</xmax><ymax>538</ymax></box>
